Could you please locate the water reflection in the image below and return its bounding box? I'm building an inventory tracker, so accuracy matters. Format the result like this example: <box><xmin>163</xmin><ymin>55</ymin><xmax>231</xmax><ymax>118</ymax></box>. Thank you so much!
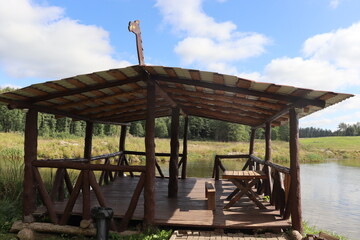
<box><xmin>301</xmin><ymin>161</ymin><xmax>360</xmax><ymax>240</ymax></box>
<box><xmin>159</xmin><ymin>159</ymin><xmax>360</xmax><ymax>239</ymax></box>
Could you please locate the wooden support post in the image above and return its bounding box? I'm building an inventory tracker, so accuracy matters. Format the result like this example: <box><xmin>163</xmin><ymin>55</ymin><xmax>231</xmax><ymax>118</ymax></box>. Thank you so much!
<box><xmin>23</xmin><ymin>109</ymin><xmax>38</xmax><ymax>222</ymax></box>
<box><xmin>181</xmin><ymin>116</ymin><xmax>189</xmax><ymax>179</ymax></box>
<box><xmin>118</xmin><ymin>125</ymin><xmax>127</xmax><ymax>177</ymax></box>
<box><xmin>119</xmin><ymin>125</ymin><xmax>127</xmax><ymax>152</ymax></box>
<box><xmin>168</xmin><ymin>107</ymin><xmax>180</xmax><ymax>198</ymax></box>
<box><xmin>83</xmin><ymin>121</ymin><xmax>93</xmax><ymax>220</ymax></box>
<box><xmin>144</xmin><ymin>80</ymin><xmax>156</xmax><ymax>226</ymax></box>
<box><xmin>264</xmin><ymin>122</ymin><xmax>272</xmax><ymax>196</ymax></box>
<box><xmin>289</xmin><ymin>108</ymin><xmax>303</xmax><ymax>233</ymax></box>
<box><xmin>248</xmin><ymin>128</ymin><xmax>256</xmax><ymax>170</ymax></box>
<box><xmin>84</xmin><ymin>121</ymin><xmax>93</xmax><ymax>160</ymax></box>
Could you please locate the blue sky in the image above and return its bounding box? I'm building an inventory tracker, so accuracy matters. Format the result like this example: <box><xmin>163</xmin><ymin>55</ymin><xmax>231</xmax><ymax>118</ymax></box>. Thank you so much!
<box><xmin>1</xmin><ymin>0</ymin><xmax>360</xmax><ymax>130</ymax></box>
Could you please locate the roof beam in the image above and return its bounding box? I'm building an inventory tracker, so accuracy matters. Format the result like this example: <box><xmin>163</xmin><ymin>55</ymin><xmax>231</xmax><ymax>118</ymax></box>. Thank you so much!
<box><xmin>167</xmin><ymin>92</ymin><xmax>279</xmax><ymax>117</ymax></box>
<box><xmin>29</xmin><ymin>75</ymin><xmax>145</xmax><ymax>103</ymax></box>
<box><xmin>99</xmin><ymin>100</ymin><xmax>171</xmax><ymax>121</ymax></box>
<box><xmin>154</xmin><ymin>75</ymin><xmax>326</xmax><ymax>107</ymax></box>
<box><xmin>254</xmin><ymin>99</ymin><xmax>325</xmax><ymax>128</ymax></box>
<box><xmin>181</xmin><ymin>105</ymin><xmax>270</xmax><ymax>126</ymax></box>
<box><xmin>2</xmin><ymin>97</ymin><xmax>94</xmax><ymax>123</ymax></box>
<box><xmin>106</xmin><ymin>109</ymin><xmax>171</xmax><ymax>123</ymax></box>
<box><xmin>160</xmin><ymin>85</ymin><xmax>284</xmax><ymax>111</ymax></box>
<box><xmin>55</xmin><ymin>88</ymin><xmax>146</xmax><ymax>110</ymax></box>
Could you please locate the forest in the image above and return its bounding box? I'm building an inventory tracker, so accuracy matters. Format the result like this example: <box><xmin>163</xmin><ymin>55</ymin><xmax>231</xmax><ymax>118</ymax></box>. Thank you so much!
<box><xmin>0</xmin><ymin>87</ymin><xmax>356</xmax><ymax>141</ymax></box>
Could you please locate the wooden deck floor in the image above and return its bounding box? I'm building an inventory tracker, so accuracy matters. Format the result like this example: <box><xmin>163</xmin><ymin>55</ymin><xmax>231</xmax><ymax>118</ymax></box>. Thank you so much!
<box><xmin>46</xmin><ymin>177</ymin><xmax>291</xmax><ymax>230</ymax></box>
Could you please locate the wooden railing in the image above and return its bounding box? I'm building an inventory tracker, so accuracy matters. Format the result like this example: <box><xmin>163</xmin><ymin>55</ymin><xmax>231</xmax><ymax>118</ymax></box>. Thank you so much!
<box><xmin>212</xmin><ymin>154</ymin><xmax>291</xmax><ymax>219</ymax></box>
<box><xmin>123</xmin><ymin>150</ymin><xmax>185</xmax><ymax>178</ymax></box>
<box><xmin>31</xmin><ymin>153</ymin><xmax>146</xmax><ymax>232</ymax></box>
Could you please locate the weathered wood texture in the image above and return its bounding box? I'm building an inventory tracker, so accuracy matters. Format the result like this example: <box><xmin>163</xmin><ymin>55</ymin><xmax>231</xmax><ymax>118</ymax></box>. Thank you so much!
<box><xmin>264</xmin><ymin>122</ymin><xmax>272</xmax><ymax>196</ymax></box>
<box><xmin>119</xmin><ymin>125</ymin><xmax>127</xmax><ymax>152</ymax></box>
<box><xmin>288</xmin><ymin>109</ymin><xmax>303</xmax><ymax>233</ymax></box>
<box><xmin>35</xmin><ymin>177</ymin><xmax>291</xmax><ymax>231</ymax></box>
<box><xmin>168</xmin><ymin>107</ymin><xmax>179</xmax><ymax>198</ymax></box>
<box><xmin>248</xmin><ymin>129</ymin><xmax>256</xmax><ymax>170</ymax></box>
<box><xmin>205</xmin><ymin>182</ymin><xmax>216</xmax><ymax>211</ymax></box>
<box><xmin>181</xmin><ymin>116</ymin><xmax>189</xmax><ymax>179</ymax></box>
<box><xmin>144</xmin><ymin>80</ymin><xmax>156</xmax><ymax>225</ymax></box>
<box><xmin>23</xmin><ymin>109</ymin><xmax>38</xmax><ymax>221</ymax></box>
<box><xmin>212</xmin><ymin>154</ymin><xmax>290</xmax><ymax>218</ymax></box>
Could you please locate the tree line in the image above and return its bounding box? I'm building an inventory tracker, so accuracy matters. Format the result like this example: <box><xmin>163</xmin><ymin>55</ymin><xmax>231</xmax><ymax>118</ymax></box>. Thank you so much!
<box><xmin>299</xmin><ymin>122</ymin><xmax>360</xmax><ymax>138</ymax></box>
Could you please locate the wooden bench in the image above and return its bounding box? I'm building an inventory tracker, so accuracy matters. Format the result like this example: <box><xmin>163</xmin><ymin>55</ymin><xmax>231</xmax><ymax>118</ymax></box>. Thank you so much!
<box><xmin>205</xmin><ymin>182</ymin><xmax>216</xmax><ymax>211</ymax></box>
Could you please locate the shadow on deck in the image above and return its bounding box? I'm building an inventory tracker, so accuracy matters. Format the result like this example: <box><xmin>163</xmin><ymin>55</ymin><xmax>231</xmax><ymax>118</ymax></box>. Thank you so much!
<box><xmin>40</xmin><ymin>176</ymin><xmax>291</xmax><ymax>231</ymax></box>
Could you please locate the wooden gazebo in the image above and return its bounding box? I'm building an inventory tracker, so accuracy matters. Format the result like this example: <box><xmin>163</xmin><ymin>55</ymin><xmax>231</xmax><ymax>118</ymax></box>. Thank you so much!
<box><xmin>0</xmin><ymin>64</ymin><xmax>353</xmax><ymax>233</ymax></box>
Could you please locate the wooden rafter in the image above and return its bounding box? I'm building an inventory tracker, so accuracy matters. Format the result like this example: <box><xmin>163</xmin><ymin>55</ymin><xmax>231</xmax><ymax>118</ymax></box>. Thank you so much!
<box><xmin>29</xmin><ymin>74</ymin><xmax>145</xmax><ymax>103</ymax></box>
<box><xmin>181</xmin><ymin>106</ymin><xmax>269</xmax><ymax>126</ymax></box>
<box><xmin>159</xmin><ymin>86</ymin><xmax>285</xmax><ymax>111</ymax></box>
<box><xmin>153</xmin><ymin>75</ymin><xmax>326</xmax><ymax>107</ymax></box>
<box><xmin>167</xmin><ymin>92</ymin><xmax>280</xmax><ymax>117</ymax></box>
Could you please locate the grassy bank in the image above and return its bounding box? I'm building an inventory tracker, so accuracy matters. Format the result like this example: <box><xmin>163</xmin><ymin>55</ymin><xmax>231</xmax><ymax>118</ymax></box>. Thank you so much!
<box><xmin>1</xmin><ymin>133</ymin><xmax>360</xmax><ymax>163</ymax></box>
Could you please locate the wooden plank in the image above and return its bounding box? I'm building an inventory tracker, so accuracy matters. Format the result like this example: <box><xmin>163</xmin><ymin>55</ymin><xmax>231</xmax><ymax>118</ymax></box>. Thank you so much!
<box><xmin>205</xmin><ymin>182</ymin><xmax>215</xmax><ymax>211</ymax></box>
<box><xmin>162</xmin><ymin>86</ymin><xmax>283</xmax><ymax>112</ymax></box>
<box><xmin>32</xmin><ymin>160</ymin><xmax>146</xmax><ymax>172</ymax></box>
<box><xmin>41</xmin><ymin>177</ymin><xmax>291</xmax><ymax>231</ymax></box>
<box><xmin>30</xmin><ymin>75</ymin><xmax>144</xmax><ymax>103</ymax></box>
<box><xmin>153</xmin><ymin>75</ymin><xmax>325</xmax><ymax>107</ymax></box>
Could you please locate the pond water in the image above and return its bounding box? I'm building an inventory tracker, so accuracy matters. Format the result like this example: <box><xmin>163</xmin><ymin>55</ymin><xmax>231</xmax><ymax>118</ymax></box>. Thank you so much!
<box><xmin>158</xmin><ymin>159</ymin><xmax>360</xmax><ymax>239</ymax></box>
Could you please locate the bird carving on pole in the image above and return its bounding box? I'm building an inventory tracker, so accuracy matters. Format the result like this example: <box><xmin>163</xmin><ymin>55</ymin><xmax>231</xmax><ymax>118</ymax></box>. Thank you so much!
<box><xmin>128</xmin><ymin>20</ymin><xmax>145</xmax><ymax>66</ymax></box>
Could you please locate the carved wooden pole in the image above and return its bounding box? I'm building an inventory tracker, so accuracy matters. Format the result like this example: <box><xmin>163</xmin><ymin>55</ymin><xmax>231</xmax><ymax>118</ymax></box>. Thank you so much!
<box><xmin>118</xmin><ymin>125</ymin><xmax>128</xmax><ymax>176</ymax></box>
<box><xmin>168</xmin><ymin>107</ymin><xmax>180</xmax><ymax>198</ymax></box>
<box><xmin>264</xmin><ymin>122</ymin><xmax>272</xmax><ymax>196</ymax></box>
<box><xmin>23</xmin><ymin>109</ymin><xmax>38</xmax><ymax>222</ymax></box>
<box><xmin>289</xmin><ymin>108</ymin><xmax>303</xmax><ymax>233</ymax></box>
<box><xmin>181</xmin><ymin>116</ymin><xmax>189</xmax><ymax>179</ymax></box>
<box><xmin>83</xmin><ymin>121</ymin><xmax>93</xmax><ymax>220</ymax></box>
<box><xmin>248</xmin><ymin>128</ymin><xmax>256</xmax><ymax>170</ymax></box>
<box><xmin>119</xmin><ymin>125</ymin><xmax>127</xmax><ymax>152</ymax></box>
<box><xmin>129</xmin><ymin>20</ymin><xmax>145</xmax><ymax>66</ymax></box>
<box><xmin>144</xmin><ymin>80</ymin><xmax>156</xmax><ymax>225</ymax></box>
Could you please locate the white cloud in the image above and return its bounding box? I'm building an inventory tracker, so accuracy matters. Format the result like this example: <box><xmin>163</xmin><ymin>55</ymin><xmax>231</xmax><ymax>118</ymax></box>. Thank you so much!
<box><xmin>329</xmin><ymin>0</ymin><xmax>341</xmax><ymax>9</ymax></box>
<box><xmin>303</xmin><ymin>22</ymin><xmax>360</xmax><ymax>69</ymax></box>
<box><xmin>263</xmin><ymin>57</ymin><xmax>359</xmax><ymax>91</ymax></box>
<box><xmin>155</xmin><ymin>0</ymin><xmax>270</xmax><ymax>73</ymax></box>
<box><xmin>260</xmin><ymin>22</ymin><xmax>360</xmax><ymax>91</ymax></box>
<box><xmin>0</xmin><ymin>0</ymin><xmax>129</xmax><ymax>80</ymax></box>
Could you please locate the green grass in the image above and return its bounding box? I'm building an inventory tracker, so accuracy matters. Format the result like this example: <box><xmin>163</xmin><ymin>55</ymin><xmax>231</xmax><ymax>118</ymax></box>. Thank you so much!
<box><xmin>303</xmin><ymin>221</ymin><xmax>348</xmax><ymax>240</ymax></box>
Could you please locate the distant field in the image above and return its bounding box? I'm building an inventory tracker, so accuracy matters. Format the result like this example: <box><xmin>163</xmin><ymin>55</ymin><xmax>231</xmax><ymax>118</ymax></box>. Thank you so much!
<box><xmin>0</xmin><ymin>132</ymin><xmax>359</xmax><ymax>164</ymax></box>
<box><xmin>300</xmin><ymin>136</ymin><xmax>360</xmax><ymax>151</ymax></box>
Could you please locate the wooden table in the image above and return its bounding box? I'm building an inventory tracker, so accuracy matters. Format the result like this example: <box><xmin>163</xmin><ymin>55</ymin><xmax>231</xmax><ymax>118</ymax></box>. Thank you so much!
<box><xmin>222</xmin><ymin>170</ymin><xmax>268</xmax><ymax>210</ymax></box>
